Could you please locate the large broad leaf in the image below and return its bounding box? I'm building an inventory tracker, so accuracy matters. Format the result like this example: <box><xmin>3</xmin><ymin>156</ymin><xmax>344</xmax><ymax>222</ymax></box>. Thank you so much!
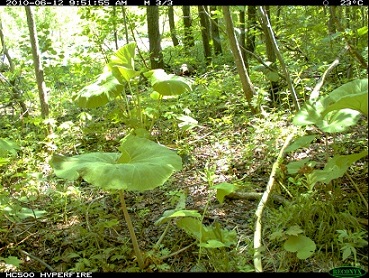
<box><xmin>283</xmin><ymin>235</ymin><xmax>316</xmax><ymax>259</ymax></box>
<box><xmin>143</xmin><ymin>69</ymin><xmax>192</xmax><ymax>96</ymax></box>
<box><xmin>308</xmin><ymin>150</ymin><xmax>368</xmax><ymax>185</ymax></box>
<box><xmin>293</xmin><ymin>97</ymin><xmax>361</xmax><ymax>133</ymax></box>
<box><xmin>317</xmin><ymin>108</ymin><xmax>361</xmax><ymax>133</ymax></box>
<box><xmin>73</xmin><ymin>70</ymin><xmax>124</xmax><ymax>108</ymax></box>
<box><xmin>108</xmin><ymin>42</ymin><xmax>141</xmax><ymax>83</ymax></box>
<box><xmin>50</xmin><ymin>135</ymin><xmax>182</xmax><ymax>192</ymax></box>
<box><xmin>293</xmin><ymin>79</ymin><xmax>366</xmax><ymax>132</ymax></box>
<box><xmin>321</xmin><ymin>79</ymin><xmax>368</xmax><ymax>117</ymax></box>
<box><xmin>293</xmin><ymin>101</ymin><xmax>325</xmax><ymax>126</ymax></box>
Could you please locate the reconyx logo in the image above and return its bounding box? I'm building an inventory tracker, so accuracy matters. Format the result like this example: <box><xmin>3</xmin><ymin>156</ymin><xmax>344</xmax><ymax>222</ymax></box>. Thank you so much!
<box><xmin>329</xmin><ymin>266</ymin><xmax>367</xmax><ymax>278</ymax></box>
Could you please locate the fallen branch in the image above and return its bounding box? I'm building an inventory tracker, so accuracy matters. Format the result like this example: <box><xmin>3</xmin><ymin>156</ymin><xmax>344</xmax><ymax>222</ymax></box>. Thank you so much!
<box><xmin>253</xmin><ymin>132</ymin><xmax>296</xmax><ymax>272</ymax></box>
<box><xmin>226</xmin><ymin>191</ymin><xmax>288</xmax><ymax>206</ymax></box>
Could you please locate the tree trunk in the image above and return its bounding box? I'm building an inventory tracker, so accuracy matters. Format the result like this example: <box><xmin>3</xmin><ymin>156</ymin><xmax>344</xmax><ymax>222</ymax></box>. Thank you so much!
<box><xmin>275</xmin><ymin>6</ymin><xmax>282</xmax><ymax>30</ymax></box>
<box><xmin>182</xmin><ymin>6</ymin><xmax>194</xmax><ymax>48</ymax></box>
<box><xmin>168</xmin><ymin>6</ymin><xmax>179</xmax><ymax>47</ymax></box>
<box><xmin>0</xmin><ymin>17</ymin><xmax>29</xmax><ymax>118</ymax></box>
<box><xmin>239</xmin><ymin>7</ymin><xmax>247</xmax><ymax>67</ymax></box>
<box><xmin>258</xmin><ymin>6</ymin><xmax>300</xmax><ymax>111</ymax></box>
<box><xmin>327</xmin><ymin>6</ymin><xmax>336</xmax><ymax>34</ymax></box>
<box><xmin>112</xmin><ymin>6</ymin><xmax>119</xmax><ymax>50</ymax></box>
<box><xmin>259</xmin><ymin>6</ymin><xmax>279</xmax><ymax>105</ymax></box>
<box><xmin>121</xmin><ymin>7</ymin><xmax>129</xmax><ymax>44</ymax></box>
<box><xmin>222</xmin><ymin>6</ymin><xmax>257</xmax><ymax>114</ymax></box>
<box><xmin>25</xmin><ymin>7</ymin><xmax>51</xmax><ymax>124</ymax></box>
<box><xmin>246</xmin><ymin>6</ymin><xmax>257</xmax><ymax>61</ymax></box>
<box><xmin>147</xmin><ymin>6</ymin><xmax>164</xmax><ymax>69</ymax></box>
<box><xmin>198</xmin><ymin>6</ymin><xmax>212</xmax><ymax>65</ymax></box>
<box><xmin>209</xmin><ymin>6</ymin><xmax>222</xmax><ymax>56</ymax></box>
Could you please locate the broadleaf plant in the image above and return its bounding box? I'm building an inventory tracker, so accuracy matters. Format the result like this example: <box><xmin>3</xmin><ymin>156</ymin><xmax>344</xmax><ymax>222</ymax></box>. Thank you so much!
<box><xmin>270</xmin><ymin>225</ymin><xmax>316</xmax><ymax>260</ymax></box>
<box><xmin>288</xmin><ymin>78</ymin><xmax>368</xmax><ymax>191</ymax></box>
<box><xmin>293</xmin><ymin>79</ymin><xmax>367</xmax><ymax>132</ymax></box>
<box><xmin>50</xmin><ymin>134</ymin><xmax>183</xmax><ymax>269</ymax></box>
<box><xmin>72</xmin><ymin>42</ymin><xmax>192</xmax><ymax>135</ymax></box>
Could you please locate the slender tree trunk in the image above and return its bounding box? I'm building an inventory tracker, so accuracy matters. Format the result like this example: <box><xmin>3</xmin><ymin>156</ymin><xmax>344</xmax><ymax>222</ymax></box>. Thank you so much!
<box><xmin>0</xmin><ymin>17</ymin><xmax>28</xmax><ymax>118</ymax></box>
<box><xmin>261</xmin><ymin>6</ymin><xmax>276</xmax><ymax>63</ymax></box>
<box><xmin>182</xmin><ymin>6</ymin><xmax>194</xmax><ymax>48</ymax></box>
<box><xmin>121</xmin><ymin>7</ymin><xmax>129</xmax><ymax>44</ymax></box>
<box><xmin>25</xmin><ymin>7</ymin><xmax>51</xmax><ymax>125</ymax></box>
<box><xmin>246</xmin><ymin>6</ymin><xmax>257</xmax><ymax>60</ymax></box>
<box><xmin>259</xmin><ymin>6</ymin><xmax>279</xmax><ymax>105</ymax></box>
<box><xmin>275</xmin><ymin>6</ymin><xmax>282</xmax><ymax>30</ymax></box>
<box><xmin>147</xmin><ymin>6</ymin><xmax>164</xmax><ymax>69</ymax></box>
<box><xmin>258</xmin><ymin>6</ymin><xmax>300</xmax><ymax>111</ymax></box>
<box><xmin>209</xmin><ymin>6</ymin><xmax>222</xmax><ymax>56</ymax></box>
<box><xmin>198</xmin><ymin>6</ymin><xmax>212</xmax><ymax>65</ymax></box>
<box><xmin>112</xmin><ymin>6</ymin><xmax>119</xmax><ymax>50</ymax></box>
<box><xmin>239</xmin><ymin>7</ymin><xmax>247</xmax><ymax>67</ymax></box>
<box><xmin>168</xmin><ymin>6</ymin><xmax>179</xmax><ymax>47</ymax></box>
<box><xmin>222</xmin><ymin>6</ymin><xmax>258</xmax><ymax>114</ymax></box>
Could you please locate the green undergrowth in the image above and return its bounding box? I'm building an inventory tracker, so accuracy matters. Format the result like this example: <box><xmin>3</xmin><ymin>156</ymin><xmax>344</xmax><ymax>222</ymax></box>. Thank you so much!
<box><xmin>1</xmin><ymin>61</ymin><xmax>367</xmax><ymax>272</ymax></box>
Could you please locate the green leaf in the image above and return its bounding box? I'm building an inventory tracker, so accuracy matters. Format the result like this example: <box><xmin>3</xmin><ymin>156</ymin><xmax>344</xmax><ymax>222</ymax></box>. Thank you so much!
<box><xmin>321</xmin><ymin>79</ymin><xmax>368</xmax><ymax>117</ymax></box>
<box><xmin>283</xmin><ymin>235</ymin><xmax>316</xmax><ymax>259</ymax></box>
<box><xmin>0</xmin><ymin>138</ymin><xmax>20</xmax><ymax>157</ymax></box>
<box><xmin>50</xmin><ymin>135</ymin><xmax>182</xmax><ymax>192</ymax></box>
<box><xmin>285</xmin><ymin>135</ymin><xmax>317</xmax><ymax>153</ymax></box>
<box><xmin>176</xmin><ymin>217</ymin><xmax>237</xmax><ymax>248</ymax></box>
<box><xmin>211</xmin><ymin>182</ymin><xmax>239</xmax><ymax>204</ymax></box>
<box><xmin>155</xmin><ymin>209</ymin><xmax>201</xmax><ymax>226</ymax></box>
<box><xmin>73</xmin><ymin>70</ymin><xmax>124</xmax><ymax>108</ymax></box>
<box><xmin>108</xmin><ymin>42</ymin><xmax>140</xmax><ymax>82</ymax></box>
<box><xmin>150</xmin><ymin>91</ymin><xmax>161</xmax><ymax>100</ymax></box>
<box><xmin>341</xmin><ymin>245</ymin><xmax>353</xmax><ymax>261</ymax></box>
<box><xmin>357</xmin><ymin>26</ymin><xmax>368</xmax><ymax>36</ymax></box>
<box><xmin>285</xmin><ymin>225</ymin><xmax>304</xmax><ymax>236</ymax></box>
<box><xmin>144</xmin><ymin>69</ymin><xmax>192</xmax><ymax>96</ymax></box>
<box><xmin>317</xmin><ymin>109</ymin><xmax>361</xmax><ymax>133</ymax></box>
<box><xmin>0</xmin><ymin>157</ymin><xmax>9</xmax><ymax>166</ymax></box>
<box><xmin>1</xmin><ymin>256</ymin><xmax>22</xmax><ymax>267</ymax></box>
<box><xmin>177</xmin><ymin>115</ymin><xmax>198</xmax><ymax>131</ymax></box>
<box><xmin>176</xmin><ymin>217</ymin><xmax>204</xmax><ymax>241</ymax></box>
<box><xmin>270</xmin><ymin>230</ymin><xmax>284</xmax><ymax>241</ymax></box>
<box><xmin>293</xmin><ymin>79</ymin><xmax>366</xmax><ymax>132</ymax></box>
<box><xmin>286</xmin><ymin>159</ymin><xmax>316</xmax><ymax>175</ymax></box>
<box><xmin>293</xmin><ymin>101</ymin><xmax>323</xmax><ymax>126</ymax></box>
<box><xmin>266</xmin><ymin>71</ymin><xmax>279</xmax><ymax>82</ymax></box>
<box><xmin>322</xmin><ymin>92</ymin><xmax>367</xmax><ymax>117</ymax></box>
<box><xmin>3</xmin><ymin>206</ymin><xmax>47</xmax><ymax>220</ymax></box>
<box><xmin>308</xmin><ymin>150</ymin><xmax>368</xmax><ymax>185</ymax></box>
<box><xmin>199</xmin><ymin>239</ymin><xmax>226</xmax><ymax>248</ymax></box>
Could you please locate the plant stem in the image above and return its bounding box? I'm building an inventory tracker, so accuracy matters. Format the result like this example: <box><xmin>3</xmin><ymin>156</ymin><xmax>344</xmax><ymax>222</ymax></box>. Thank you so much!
<box><xmin>254</xmin><ymin>132</ymin><xmax>295</xmax><ymax>272</ymax></box>
<box><xmin>119</xmin><ymin>190</ymin><xmax>145</xmax><ymax>269</ymax></box>
<box><xmin>154</xmin><ymin>221</ymin><xmax>170</xmax><ymax>249</ymax></box>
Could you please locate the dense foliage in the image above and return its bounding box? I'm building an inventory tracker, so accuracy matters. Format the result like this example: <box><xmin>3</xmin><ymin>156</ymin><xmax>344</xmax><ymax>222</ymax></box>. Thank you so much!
<box><xmin>0</xmin><ymin>6</ymin><xmax>367</xmax><ymax>273</ymax></box>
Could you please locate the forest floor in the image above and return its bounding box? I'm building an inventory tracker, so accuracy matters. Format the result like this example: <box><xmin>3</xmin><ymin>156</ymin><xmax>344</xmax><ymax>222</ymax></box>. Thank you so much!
<box><xmin>1</xmin><ymin>106</ymin><xmax>367</xmax><ymax>273</ymax></box>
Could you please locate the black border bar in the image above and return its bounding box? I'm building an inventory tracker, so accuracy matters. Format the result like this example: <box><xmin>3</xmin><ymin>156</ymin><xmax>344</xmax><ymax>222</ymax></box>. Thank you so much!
<box><xmin>2</xmin><ymin>0</ymin><xmax>367</xmax><ymax>6</ymax></box>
